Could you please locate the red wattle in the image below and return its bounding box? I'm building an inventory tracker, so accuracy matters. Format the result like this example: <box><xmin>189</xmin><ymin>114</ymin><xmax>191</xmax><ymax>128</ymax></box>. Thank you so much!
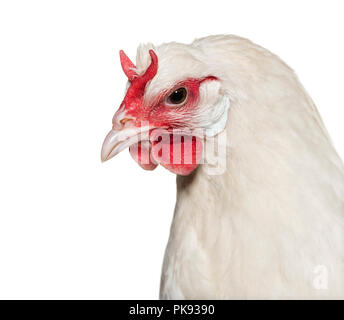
<box><xmin>129</xmin><ymin>141</ymin><xmax>158</xmax><ymax>171</ymax></box>
<box><xmin>150</xmin><ymin>132</ymin><xmax>203</xmax><ymax>176</ymax></box>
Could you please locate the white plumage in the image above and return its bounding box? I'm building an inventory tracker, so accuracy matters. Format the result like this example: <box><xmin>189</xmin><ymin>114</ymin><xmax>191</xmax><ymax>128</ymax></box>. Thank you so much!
<box><xmin>102</xmin><ymin>35</ymin><xmax>344</xmax><ymax>299</ymax></box>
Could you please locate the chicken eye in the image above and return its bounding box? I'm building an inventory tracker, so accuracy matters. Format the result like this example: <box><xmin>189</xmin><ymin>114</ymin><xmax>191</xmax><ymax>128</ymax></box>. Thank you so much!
<box><xmin>166</xmin><ymin>87</ymin><xmax>187</xmax><ymax>105</ymax></box>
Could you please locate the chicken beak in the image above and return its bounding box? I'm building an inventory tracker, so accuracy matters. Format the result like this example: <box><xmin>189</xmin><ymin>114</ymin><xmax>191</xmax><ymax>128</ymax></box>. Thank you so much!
<box><xmin>101</xmin><ymin>126</ymin><xmax>150</xmax><ymax>162</ymax></box>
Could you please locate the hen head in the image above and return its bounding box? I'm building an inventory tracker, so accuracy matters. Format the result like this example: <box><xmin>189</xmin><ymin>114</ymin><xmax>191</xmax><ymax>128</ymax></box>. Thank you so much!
<box><xmin>101</xmin><ymin>42</ymin><xmax>230</xmax><ymax>175</ymax></box>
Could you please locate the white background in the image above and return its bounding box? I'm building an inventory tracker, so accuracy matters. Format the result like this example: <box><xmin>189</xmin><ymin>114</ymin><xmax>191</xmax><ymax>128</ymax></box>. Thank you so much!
<box><xmin>0</xmin><ymin>0</ymin><xmax>343</xmax><ymax>299</ymax></box>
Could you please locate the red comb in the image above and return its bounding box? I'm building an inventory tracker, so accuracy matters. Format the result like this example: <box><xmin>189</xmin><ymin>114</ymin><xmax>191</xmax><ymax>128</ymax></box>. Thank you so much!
<box><xmin>119</xmin><ymin>50</ymin><xmax>137</xmax><ymax>81</ymax></box>
<box><xmin>119</xmin><ymin>49</ymin><xmax>158</xmax><ymax>89</ymax></box>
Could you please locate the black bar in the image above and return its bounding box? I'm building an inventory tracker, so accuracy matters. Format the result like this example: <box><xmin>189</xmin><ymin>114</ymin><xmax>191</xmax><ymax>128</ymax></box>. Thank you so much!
<box><xmin>0</xmin><ymin>300</ymin><xmax>342</xmax><ymax>319</ymax></box>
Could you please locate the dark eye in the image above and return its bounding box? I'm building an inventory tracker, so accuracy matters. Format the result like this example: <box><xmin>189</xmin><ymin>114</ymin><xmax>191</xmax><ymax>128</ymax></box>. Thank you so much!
<box><xmin>166</xmin><ymin>87</ymin><xmax>188</xmax><ymax>105</ymax></box>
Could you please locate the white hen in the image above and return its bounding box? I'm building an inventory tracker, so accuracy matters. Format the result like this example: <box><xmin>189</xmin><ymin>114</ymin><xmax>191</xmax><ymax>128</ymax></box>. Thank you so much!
<box><xmin>102</xmin><ymin>35</ymin><xmax>344</xmax><ymax>299</ymax></box>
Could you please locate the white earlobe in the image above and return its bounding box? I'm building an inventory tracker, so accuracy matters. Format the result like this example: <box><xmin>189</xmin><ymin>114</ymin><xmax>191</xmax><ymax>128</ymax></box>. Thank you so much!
<box><xmin>196</xmin><ymin>80</ymin><xmax>231</xmax><ymax>137</ymax></box>
<box><xmin>204</xmin><ymin>93</ymin><xmax>230</xmax><ymax>137</ymax></box>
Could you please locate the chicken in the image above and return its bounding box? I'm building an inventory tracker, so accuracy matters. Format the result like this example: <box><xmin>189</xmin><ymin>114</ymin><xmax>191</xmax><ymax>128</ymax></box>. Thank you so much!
<box><xmin>101</xmin><ymin>35</ymin><xmax>344</xmax><ymax>299</ymax></box>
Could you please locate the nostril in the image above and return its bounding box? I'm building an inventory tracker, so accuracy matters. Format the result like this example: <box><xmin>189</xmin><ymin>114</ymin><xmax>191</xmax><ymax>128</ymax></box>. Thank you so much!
<box><xmin>120</xmin><ymin>118</ymin><xmax>134</xmax><ymax>126</ymax></box>
<box><xmin>112</xmin><ymin>110</ymin><xmax>135</xmax><ymax>130</ymax></box>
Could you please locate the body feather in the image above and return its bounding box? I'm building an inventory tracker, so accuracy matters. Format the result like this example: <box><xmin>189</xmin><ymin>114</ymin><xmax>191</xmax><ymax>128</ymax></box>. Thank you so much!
<box><xmin>158</xmin><ymin>35</ymin><xmax>344</xmax><ymax>299</ymax></box>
